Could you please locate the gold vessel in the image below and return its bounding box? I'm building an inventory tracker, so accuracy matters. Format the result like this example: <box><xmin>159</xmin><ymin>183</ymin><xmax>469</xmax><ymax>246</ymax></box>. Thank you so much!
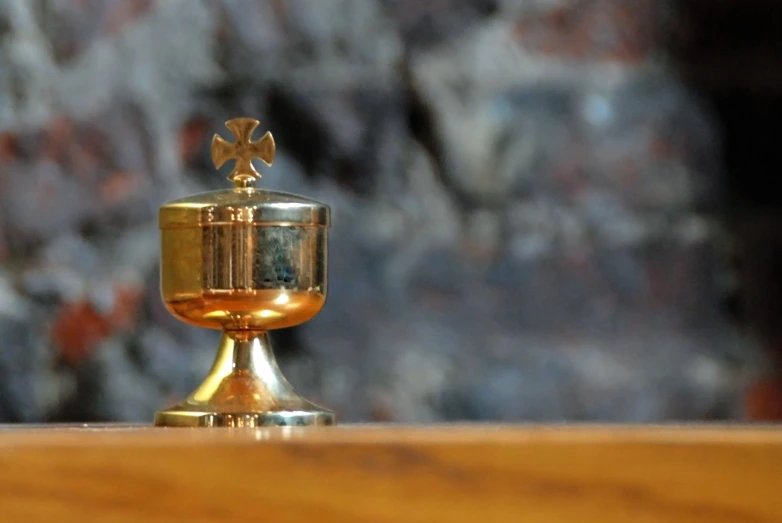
<box><xmin>154</xmin><ymin>117</ymin><xmax>334</xmax><ymax>427</ymax></box>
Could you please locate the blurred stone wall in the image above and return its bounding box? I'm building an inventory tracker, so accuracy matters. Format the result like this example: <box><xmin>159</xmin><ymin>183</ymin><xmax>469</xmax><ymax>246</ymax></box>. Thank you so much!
<box><xmin>664</xmin><ymin>0</ymin><xmax>782</xmax><ymax>420</ymax></box>
<box><xmin>0</xmin><ymin>0</ymin><xmax>755</xmax><ymax>423</ymax></box>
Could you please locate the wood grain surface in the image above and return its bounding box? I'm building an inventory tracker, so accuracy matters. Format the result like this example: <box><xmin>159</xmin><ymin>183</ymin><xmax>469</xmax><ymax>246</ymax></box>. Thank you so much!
<box><xmin>0</xmin><ymin>423</ymin><xmax>780</xmax><ymax>522</ymax></box>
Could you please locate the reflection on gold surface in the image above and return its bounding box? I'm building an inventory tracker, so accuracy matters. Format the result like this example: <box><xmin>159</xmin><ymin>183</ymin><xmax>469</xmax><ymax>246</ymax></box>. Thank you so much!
<box><xmin>165</xmin><ymin>289</ymin><xmax>325</xmax><ymax>331</ymax></box>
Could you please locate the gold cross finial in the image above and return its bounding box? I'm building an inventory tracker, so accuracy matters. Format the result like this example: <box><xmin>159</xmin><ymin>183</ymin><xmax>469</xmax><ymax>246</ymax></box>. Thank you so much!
<box><xmin>211</xmin><ymin>117</ymin><xmax>276</xmax><ymax>187</ymax></box>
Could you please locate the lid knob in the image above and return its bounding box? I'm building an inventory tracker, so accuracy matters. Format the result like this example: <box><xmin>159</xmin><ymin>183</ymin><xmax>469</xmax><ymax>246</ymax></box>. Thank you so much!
<box><xmin>211</xmin><ymin>117</ymin><xmax>276</xmax><ymax>188</ymax></box>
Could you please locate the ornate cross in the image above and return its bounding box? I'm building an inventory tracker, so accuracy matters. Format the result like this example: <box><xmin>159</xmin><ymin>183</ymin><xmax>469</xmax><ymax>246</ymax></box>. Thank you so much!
<box><xmin>211</xmin><ymin>117</ymin><xmax>276</xmax><ymax>187</ymax></box>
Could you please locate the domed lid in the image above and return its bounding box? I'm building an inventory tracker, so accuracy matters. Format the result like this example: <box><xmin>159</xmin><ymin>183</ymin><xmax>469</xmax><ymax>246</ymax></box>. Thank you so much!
<box><xmin>159</xmin><ymin>118</ymin><xmax>329</xmax><ymax>229</ymax></box>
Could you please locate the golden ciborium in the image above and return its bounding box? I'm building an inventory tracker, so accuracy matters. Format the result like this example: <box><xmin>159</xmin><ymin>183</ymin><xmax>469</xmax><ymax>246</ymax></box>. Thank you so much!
<box><xmin>154</xmin><ymin>117</ymin><xmax>334</xmax><ymax>427</ymax></box>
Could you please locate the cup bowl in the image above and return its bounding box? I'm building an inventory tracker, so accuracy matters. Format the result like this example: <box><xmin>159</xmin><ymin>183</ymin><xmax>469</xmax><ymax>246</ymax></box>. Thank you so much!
<box><xmin>160</xmin><ymin>223</ymin><xmax>327</xmax><ymax>331</ymax></box>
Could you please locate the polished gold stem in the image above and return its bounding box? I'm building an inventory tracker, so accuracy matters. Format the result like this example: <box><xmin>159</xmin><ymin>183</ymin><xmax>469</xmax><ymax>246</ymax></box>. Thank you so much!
<box><xmin>191</xmin><ymin>331</ymin><xmax>299</xmax><ymax>409</ymax></box>
<box><xmin>154</xmin><ymin>331</ymin><xmax>334</xmax><ymax>427</ymax></box>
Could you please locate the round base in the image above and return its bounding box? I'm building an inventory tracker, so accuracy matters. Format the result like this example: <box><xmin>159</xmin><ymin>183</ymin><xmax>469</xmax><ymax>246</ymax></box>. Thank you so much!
<box><xmin>153</xmin><ymin>331</ymin><xmax>335</xmax><ymax>428</ymax></box>
<box><xmin>154</xmin><ymin>407</ymin><xmax>335</xmax><ymax>428</ymax></box>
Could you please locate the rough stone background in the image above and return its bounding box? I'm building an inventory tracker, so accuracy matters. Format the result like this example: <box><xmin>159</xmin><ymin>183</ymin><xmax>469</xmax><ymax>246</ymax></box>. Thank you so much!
<box><xmin>0</xmin><ymin>0</ymin><xmax>768</xmax><ymax>423</ymax></box>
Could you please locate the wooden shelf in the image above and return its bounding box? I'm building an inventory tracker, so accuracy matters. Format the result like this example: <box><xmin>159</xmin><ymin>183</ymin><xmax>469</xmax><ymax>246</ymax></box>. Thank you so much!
<box><xmin>1</xmin><ymin>423</ymin><xmax>780</xmax><ymax>522</ymax></box>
